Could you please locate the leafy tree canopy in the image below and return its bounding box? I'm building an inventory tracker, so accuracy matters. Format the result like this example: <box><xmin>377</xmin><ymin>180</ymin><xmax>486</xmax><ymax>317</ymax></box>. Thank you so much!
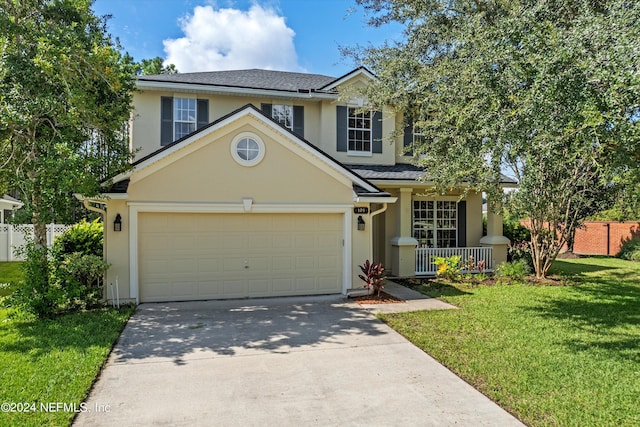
<box><xmin>137</xmin><ymin>56</ymin><xmax>178</xmax><ymax>75</ymax></box>
<box><xmin>350</xmin><ymin>0</ymin><xmax>640</xmax><ymax>277</ymax></box>
<box><xmin>0</xmin><ymin>0</ymin><xmax>136</xmax><ymax>243</ymax></box>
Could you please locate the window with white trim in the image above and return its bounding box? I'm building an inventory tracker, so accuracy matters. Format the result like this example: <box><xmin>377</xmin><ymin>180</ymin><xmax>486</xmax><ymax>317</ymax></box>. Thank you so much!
<box><xmin>272</xmin><ymin>104</ymin><xmax>294</xmax><ymax>131</ymax></box>
<box><xmin>230</xmin><ymin>132</ymin><xmax>265</xmax><ymax>167</ymax></box>
<box><xmin>413</xmin><ymin>200</ymin><xmax>458</xmax><ymax>248</ymax></box>
<box><xmin>347</xmin><ymin>107</ymin><xmax>371</xmax><ymax>154</ymax></box>
<box><xmin>173</xmin><ymin>98</ymin><xmax>197</xmax><ymax>140</ymax></box>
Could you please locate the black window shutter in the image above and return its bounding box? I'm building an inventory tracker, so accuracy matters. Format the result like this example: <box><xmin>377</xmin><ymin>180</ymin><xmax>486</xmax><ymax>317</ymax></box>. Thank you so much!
<box><xmin>261</xmin><ymin>103</ymin><xmax>273</xmax><ymax>117</ymax></box>
<box><xmin>197</xmin><ymin>99</ymin><xmax>209</xmax><ymax>129</ymax></box>
<box><xmin>372</xmin><ymin>110</ymin><xmax>383</xmax><ymax>153</ymax></box>
<box><xmin>336</xmin><ymin>106</ymin><xmax>348</xmax><ymax>152</ymax></box>
<box><xmin>457</xmin><ymin>201</ymin><xmax>467</xmax><ymax>247</ymax></box>
<box><xmin>293</xmin><ymin>105</ymin><xmax>304</xmax><ymax>137</ymax></box>
<box><xmin>160</xmin><ymin>96</ymin><xmax>173</xmax><ymax>146</ymax></box>
<box><xmin>403</xmin><ymin>123</ymin><xmax>414</xmax><ymax>156</ymax></box>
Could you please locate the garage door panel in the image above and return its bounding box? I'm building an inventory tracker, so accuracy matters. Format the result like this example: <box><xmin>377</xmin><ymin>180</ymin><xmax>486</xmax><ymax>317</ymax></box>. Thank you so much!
<box><xmin>139</xmin><ymin>213</ymin><xmax>343</xmax><ymax>302</ymax></box>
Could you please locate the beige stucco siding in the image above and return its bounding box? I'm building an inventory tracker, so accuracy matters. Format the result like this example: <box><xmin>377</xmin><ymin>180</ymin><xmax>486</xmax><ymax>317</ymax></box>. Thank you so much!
<box><xmin>128</xmin><ymin>122</ymin><xmax>352</xmax><ymax>205</ymax></box>
<box><xmin>103</xmin><ymin>199</ymin><xmax>130</xmax><ymax>301</ymax></box>
<box><xmin>131</xmin><ymin>91</ymin><xmax>324</xmax><ymax>161</ymax></box>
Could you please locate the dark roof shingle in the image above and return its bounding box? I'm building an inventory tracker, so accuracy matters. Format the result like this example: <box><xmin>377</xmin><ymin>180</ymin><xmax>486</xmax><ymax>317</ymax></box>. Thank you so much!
<box><xmin>137</xmin><ymin>69</ymin><xmax>337</xmax><ymax>93</ymax></box>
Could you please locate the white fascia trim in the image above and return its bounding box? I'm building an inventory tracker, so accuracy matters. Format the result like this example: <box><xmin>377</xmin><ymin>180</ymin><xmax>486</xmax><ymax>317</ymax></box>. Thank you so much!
<box><xmin>126</xmin><ymin>202</ymin><xmax>353</xmax><ymax>213</ymax></box>
<box><xmin>137</xmin><ymin>80</ymin><xmax>338</xmax><ymax>101</ymax></box>
<box><xmin>74</xmin><ymin>193</ymin><xmax>129</xmax><ymax>201</ymax></box>
<box><xmin>321</xmin><ymin>68</ymin><xmax>377</xmax><ymax>91</ymax></box>
<box><xmin>354</xmin><ymin>196</ymin><xmax>398</xmax><ymax>204</ymax></box>
<box><xmin>127</xmin><ymin>202</ymin><xmax>353</xmax><ymax>302</ymax></box>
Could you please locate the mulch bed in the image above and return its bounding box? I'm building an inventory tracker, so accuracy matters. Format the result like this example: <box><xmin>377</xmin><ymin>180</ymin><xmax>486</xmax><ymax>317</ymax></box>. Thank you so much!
<box><xmin>352</xmin><ymin>291</ymin><xmax>406</xmax><ymax>304</ymax></box>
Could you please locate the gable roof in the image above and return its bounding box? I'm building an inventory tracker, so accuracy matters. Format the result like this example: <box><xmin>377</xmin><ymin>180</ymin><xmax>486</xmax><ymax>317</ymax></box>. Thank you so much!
<box><xmin>137</xmin><ymin>69</ymin><xmax>337</xmax><ymax>94</ymax></box>
<box><xmin>106</xmin><ymin>104</ymin><xmax>391</xmax><ymax>198</ymax></box>
<box><xmin>318</xmin><ymin>66</ymin><xmax>376</xmax><ymax>91</ymax></box>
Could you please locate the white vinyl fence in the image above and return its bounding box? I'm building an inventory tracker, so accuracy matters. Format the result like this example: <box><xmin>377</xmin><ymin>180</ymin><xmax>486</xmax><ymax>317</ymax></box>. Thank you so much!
<box><xmin>0</xmin><ymin>223</ymin><xmax>71</xmax><ymax>261</ymax></box>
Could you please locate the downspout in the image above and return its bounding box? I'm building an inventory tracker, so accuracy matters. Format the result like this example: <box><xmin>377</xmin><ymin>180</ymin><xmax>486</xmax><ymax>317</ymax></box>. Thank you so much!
<box><xmin>81</xmin><ymin>198</ymin><xmax>109</xmax><ymax>301</ymax></box>
<box><xmin>369</xmin><ymin>203</ymin><xmax>388</xmax><ymax>262</ymax></box>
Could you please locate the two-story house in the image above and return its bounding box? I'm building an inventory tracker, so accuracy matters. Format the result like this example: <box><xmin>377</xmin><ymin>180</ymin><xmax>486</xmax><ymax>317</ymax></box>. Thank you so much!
<box><xmin>83</xmin><ymin>67</ymin><xmax>513</xmax><ymax>303</ymax></box>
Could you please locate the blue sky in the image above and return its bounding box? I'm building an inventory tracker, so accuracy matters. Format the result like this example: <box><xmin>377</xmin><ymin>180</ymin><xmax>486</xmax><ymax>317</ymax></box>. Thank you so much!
<box><xmin>92</xmin><ymin>0</ymin><xmax>403</xmax><ymax>77</ymax></box>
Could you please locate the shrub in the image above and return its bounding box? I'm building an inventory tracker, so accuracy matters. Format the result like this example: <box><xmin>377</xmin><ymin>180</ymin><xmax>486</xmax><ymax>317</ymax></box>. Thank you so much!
<box><xmin>51</xmin><ymin>219</ymin><xmax>103</xmax><ymax>262</ymax></box>
<box><xmin>54</xmin><ymin>253</ymin><xmax>110</xmax><ymax>310</ymax></box>
<box><xmin>6</xmin><ymin>220</ymin><xmax>109</xmax><ymax>317</ymax></box>
<box><xmin>495</xmin><ymin>260</ymin><xmax>531</xmax><ymax>281</ymax></box>
<box><xmin>508</xmin><ymin>241</ymin><xmax>534</xmax><ymax>269</ymax></box>
<box><xmin>433</xmin><ymin>255</ymin><xmax>462</xmax><ymax>281</ymax></box>
<box><xmin>617</xmin><ymin>237</ymin><xmax>640</xmax><ymax>261</ymax></box>
<box><xmin>358</xmin><ymin>260</ymin><xmax>385</xmax><ymax>296</ymax></box>
<box><xmin>5</xmin><ymin>241</ymin><xmax>61</xmax><ymax>318</ymax></box>
<box><xmin>504</xmin><ymin>219</ymin><xmax>531</xmax><ymax>244</ymax></box>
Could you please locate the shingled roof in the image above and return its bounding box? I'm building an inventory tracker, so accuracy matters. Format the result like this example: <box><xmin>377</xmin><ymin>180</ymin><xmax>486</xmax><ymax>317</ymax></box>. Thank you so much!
<box><xmin>348</xmin><ymin>164</ymin><xmax>518</xmax><ymax>185</ymax></box>
<box><xmin>137</xmin><ymin>69</ymin><xmax>337</xmax><ymax>93</ymax></box>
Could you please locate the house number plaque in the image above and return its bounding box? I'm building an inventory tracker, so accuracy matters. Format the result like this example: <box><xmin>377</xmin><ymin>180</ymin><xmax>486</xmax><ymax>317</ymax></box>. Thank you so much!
<box><xmin>353</xmin><ymin>207</ymin><xmax>369</xmax><ymax>214</ymax></box>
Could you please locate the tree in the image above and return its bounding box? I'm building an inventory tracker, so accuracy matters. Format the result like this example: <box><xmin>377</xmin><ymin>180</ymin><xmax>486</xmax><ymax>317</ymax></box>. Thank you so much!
<box><xmin>0</xmin><ymin>0</ymin><xmax>135</xmax><ymax>279</ymax></box>
<box><xmin>137</xmin><ymin>56</ymin><xmax>178</xmax><ymax>75</ymax></box>
<box><xmin>350</xmin><ymin>0</ymin><xmax>640</xmax><ymax>278</ymax></box>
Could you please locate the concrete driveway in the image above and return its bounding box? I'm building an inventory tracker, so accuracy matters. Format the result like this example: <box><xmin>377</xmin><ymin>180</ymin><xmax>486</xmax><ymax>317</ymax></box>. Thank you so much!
<box><xmin>74</xmin><ymin>295</ymin><xmax>523</xmax><ymax>426</ymax></box>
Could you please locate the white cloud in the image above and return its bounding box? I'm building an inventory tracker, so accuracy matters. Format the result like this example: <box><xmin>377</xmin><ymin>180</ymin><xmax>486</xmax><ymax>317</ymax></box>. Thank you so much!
<box><xmin>163</xmin><ymin>4</ymin><xmax>303</xmax><ymax>73</ymax></box>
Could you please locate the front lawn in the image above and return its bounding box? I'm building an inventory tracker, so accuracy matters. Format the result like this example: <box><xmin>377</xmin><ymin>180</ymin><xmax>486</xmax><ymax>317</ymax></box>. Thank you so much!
<box><xmin>0</xmin><ymin>306</ymin><xmax>135</xmax><ymax>426</ymax></box>
<box><xmin>0</xmin><ymin>262</ymin><xmax>23</xmax><ymax>297</ymax></box>
<box><xmin>382</xmin><ymin>257</ymin><xmax>639</xmax><ymax>426</ymax></box>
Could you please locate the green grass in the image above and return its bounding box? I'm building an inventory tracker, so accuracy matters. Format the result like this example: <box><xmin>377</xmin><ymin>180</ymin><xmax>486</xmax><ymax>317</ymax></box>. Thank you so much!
<box><xmin>0</xmin><ymin>305</ymin><xmax>135</xmax><ymax>426</ymax></box>
<box><xmin>382</xmin><ymin>257</ymin><xmax>640</xmax><ymax>426</ymax></box>
<box><xmin>0</xmin><ymin>262</ymin><xmax>24</xmax><ymax>297</ymax></box>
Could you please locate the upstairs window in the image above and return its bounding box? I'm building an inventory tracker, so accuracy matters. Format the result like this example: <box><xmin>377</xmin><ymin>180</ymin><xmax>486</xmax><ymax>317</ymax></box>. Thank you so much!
<box><xmin>336</xmin><ymin>106</ymin><xmax>382</xmax><ymax>155</ymax></box>
<box><xmin>261</xmin><ymin>103</ymin><xmax>304</xmax><ymax>137</ymax></box>
<box><xmin>272</xmin><ymin>104</ymin><xmax>294</xmax><ymax>131</ymax></box>
<box><xmin>173</xmin><ymin>98</ymin><xmax>197</xmax><ymax>140</ymax></box>
<box><xmin>161</xmin><ymin>97</ymin><xmax>209</xmax><ymax>146</ymax></box>
<box><xmin>348</xmin><ymin>108</ymin><xmax>371</xmax><ymax>154</ymax></box>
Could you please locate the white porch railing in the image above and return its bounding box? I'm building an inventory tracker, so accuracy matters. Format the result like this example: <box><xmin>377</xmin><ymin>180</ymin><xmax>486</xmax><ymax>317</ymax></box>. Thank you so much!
<box><xmin>416</xmin><ymin>247</ymin><xmax>493</xmax><ymax>276</ymax></box>
<box><xmin>0</xmin><ymin>223</ymin><xmax>71</xmax><ymax>262</ymax></box>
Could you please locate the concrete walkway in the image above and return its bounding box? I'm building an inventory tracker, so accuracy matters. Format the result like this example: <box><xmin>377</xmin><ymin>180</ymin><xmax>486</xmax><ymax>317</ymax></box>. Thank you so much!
<box><xmin>353</xmin><ymin>279</ymin><xmax>457</xmax><ymax>314</ymax></box>
<box><xmin>74</xmin><ymin>293</ymin><xmax>522</xmax><ymax>426</ymax></box>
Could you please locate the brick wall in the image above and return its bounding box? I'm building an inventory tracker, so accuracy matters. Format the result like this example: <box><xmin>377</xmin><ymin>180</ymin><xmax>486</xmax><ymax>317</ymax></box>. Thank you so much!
<box><xmin>519</xmin><ymin>221</ymin><xmax>640</xmax><ymax>256</ymax></box>
<box><xmin>572</xmin><ymin>222</ymin><xmax>640</xmax><ymax>256</ymax></box>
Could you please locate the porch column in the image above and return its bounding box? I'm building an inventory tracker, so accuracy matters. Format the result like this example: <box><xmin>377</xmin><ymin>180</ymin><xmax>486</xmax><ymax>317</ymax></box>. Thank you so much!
<box><xmin>480</xmin><ymin>200</ymin><xmax>510</xmax><ymax>267</ymax></box>
<box><xmin>391</xmin><ymin>187</ymin><xmax>418</xmax><ymax>276</ymax></box>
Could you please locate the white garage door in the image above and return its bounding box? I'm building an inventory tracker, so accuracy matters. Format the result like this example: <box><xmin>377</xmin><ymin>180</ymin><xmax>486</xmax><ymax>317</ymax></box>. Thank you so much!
<box><xmin>138</xmin><ymin>213</ymin><xmax>343</xmax><ymax>302</ymax></box>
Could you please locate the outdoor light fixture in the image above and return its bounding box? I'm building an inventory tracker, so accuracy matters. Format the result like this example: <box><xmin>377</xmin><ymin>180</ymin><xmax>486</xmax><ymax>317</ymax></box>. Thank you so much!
<box><xmin>113</xmin><ymin>214</ymin><xmax>122</xmax><ymax>232</ymax></box>
<box><xmin>357</xmin><ymin>215</ymin><xmax>365</xmax><ymax>231</ymax></box>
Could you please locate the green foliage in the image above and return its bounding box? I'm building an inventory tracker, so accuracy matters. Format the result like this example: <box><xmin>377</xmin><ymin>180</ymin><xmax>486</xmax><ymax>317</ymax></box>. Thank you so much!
<box><xmin>0</xmin><ymin>305</ymin><xmax>134</xmax><ymax>426</ymax></box>
<box><xmin>381</xmin><ymin>257</ymin><xmax>640</xmax><ymax>426</ymax></box>
<box><xmin>6</xmin><ymin>220</ymin><xmax>108</xmax><ymax>316</ymax></box>
<box><xmin>7</xmin><ymin>242</ymin><xmax>59</xmax><ymax>318</ymax></box>
<box><xmin>617</xmin><ymin>238</ymin><xmax>640</xmax><ymax>262</ymax></box>
<box><xmin>503</xmin><ymin>218</ymin><xmax>530</xmax><ymax>245</ymax></box>
<box><xmin>54</xmin><ymin>253</ymin><xmax>109</xmax><ymax>310</ymax></box>
<box><xmin>51</xmin><ymin>219</ymin><xmax>103</xmax><ymax>261</ymax></box>
<box><xmin>351</xmin><ymin>0</ymin><xmax>640</xmax><ymax>278</ymax></box>
<box><xmin>0</xmin><ymin>0</ymin><xmax>136</xmax><ymax>244</ymax></box>
<box><xmin>358</xmin><ymin>260</ymin><xmax>386</xmax><ymax>296</ymax></box>
<box><xmin>433</xmin><ymin>255</ymin><xmax>462</xmax><ymax>281</ymax></box>
<box><xmin>495</xmin><ymin>260</ymin><xmax>531</xmax><ymax>281</ymax></box>
<box><xmin>137</xmin><ymin>56</ymin><xmax>178</xmax><ymax>75</ymax></box>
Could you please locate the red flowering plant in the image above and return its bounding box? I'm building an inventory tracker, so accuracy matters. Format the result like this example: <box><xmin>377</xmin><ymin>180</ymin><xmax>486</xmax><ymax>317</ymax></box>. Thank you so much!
<box><xmin>358</xmin><ymin>260</ymin><xmax>385</xmax><ymax>297</ymax></box>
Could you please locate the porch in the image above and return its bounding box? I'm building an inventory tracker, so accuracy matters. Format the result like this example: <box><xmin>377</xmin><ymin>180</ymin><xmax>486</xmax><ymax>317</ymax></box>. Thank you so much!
<box><xmin>415</xmin><ymin>246</ymin><xmax>493</xmax><ymax>276</ymax></box>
